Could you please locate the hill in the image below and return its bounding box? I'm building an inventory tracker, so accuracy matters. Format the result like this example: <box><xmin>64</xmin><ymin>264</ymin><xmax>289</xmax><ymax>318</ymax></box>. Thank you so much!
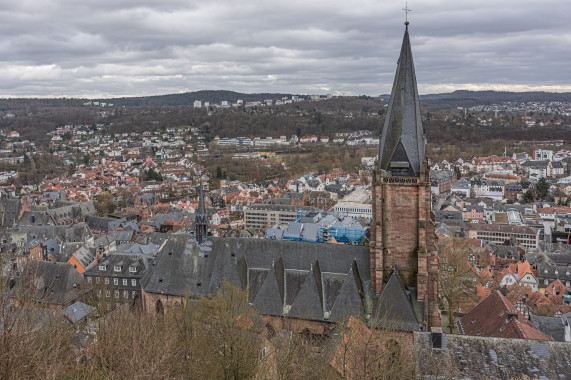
<box><xmin>94</xmin><ymin>90</ymin><xmax>293</xmax><ymax>107</ymax></box>
<box><xmin>419</xmin><ymin>90</ymin><xmax>571</xmax><ymax>105</ymax></box>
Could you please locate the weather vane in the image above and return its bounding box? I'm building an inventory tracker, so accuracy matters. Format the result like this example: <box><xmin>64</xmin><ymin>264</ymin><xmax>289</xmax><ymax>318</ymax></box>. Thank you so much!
<box><xmin>403</xmin><ymin>2</ymin><xmax>412</xmax><ymax>24</ymax></box>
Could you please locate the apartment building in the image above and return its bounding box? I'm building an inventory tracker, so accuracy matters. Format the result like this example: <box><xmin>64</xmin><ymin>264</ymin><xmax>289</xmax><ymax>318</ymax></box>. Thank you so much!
<box><xmin>244</xmin><ymin>204</ymin><xmax>313</xmax><ymax>229</ymax></box>
<box><xmin>466</xmin><ymin>224</ymin><xmax>539</xmax><ymax>249</ymax></box>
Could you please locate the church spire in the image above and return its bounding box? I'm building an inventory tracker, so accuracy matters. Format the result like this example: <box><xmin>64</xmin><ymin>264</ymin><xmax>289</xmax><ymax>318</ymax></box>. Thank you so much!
<box><xmin>378</xmin><ymin>21</ymin><xmax>426</xmax><ymax>177</ymax></box>
<box><xmin>195</xmin><ymin>180</ymin><xmax>209</xmax><ymax>244</ymax></box>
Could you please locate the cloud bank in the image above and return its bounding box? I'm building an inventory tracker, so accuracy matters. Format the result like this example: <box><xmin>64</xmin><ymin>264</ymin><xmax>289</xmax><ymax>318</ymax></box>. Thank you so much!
<box><xmin>0</xmin><ymin>0</ymin><xmax>569</xmax><ymax>97</ymax></box>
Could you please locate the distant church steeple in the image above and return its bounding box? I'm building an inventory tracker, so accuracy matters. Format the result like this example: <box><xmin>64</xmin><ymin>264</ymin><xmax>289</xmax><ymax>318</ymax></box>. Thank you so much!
<box><xmin>195</xmin><ymin>180</ymin><xmax>209</xmax><ymax>244</ymax></box>
<box><xmin>378</xmin><ymin>21</ymin><xmax>426</xmax><ymax>177</ymax></box>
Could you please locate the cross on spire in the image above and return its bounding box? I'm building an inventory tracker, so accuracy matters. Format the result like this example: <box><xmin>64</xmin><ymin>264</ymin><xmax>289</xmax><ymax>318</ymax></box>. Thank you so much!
<box><xmin>403</xmin><ymin>2</ymin><xmax>412</xmax><ymax>24</ymax></box>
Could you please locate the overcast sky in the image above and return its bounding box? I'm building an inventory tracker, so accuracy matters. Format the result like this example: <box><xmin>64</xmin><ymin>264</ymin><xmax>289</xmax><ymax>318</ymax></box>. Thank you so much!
<box><xmin>1</xmin><ymin>0</ymin><xmax>569</xmax><ymax>98</ymax></box>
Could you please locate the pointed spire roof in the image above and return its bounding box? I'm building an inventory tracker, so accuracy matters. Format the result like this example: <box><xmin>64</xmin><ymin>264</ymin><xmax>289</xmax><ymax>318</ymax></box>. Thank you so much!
<box><xmin>378</xmin><ymin>22</ymin><xmax>425</xmax><ymax>176</ymax></box>
<box><xmin>197</xmin><ymin>180</ymin><xmax>206</xmax><ymax>215</ymax></box>
<box><xmin>195</xmin><ymin>180</ymin><xmax>209</xmax><ymax>244</ymax></box>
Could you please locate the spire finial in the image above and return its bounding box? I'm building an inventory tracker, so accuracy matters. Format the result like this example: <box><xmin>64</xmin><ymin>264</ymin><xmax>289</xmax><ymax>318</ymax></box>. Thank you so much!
<box><xmin>403</xmin><ymin>2</ymin><xmax>411</xmax><ymax>25</ymax></box>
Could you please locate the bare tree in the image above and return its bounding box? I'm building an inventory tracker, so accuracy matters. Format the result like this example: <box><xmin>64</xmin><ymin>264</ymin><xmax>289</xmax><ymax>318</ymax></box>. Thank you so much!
<box><xmin>438</xmin><ymin>237</ymin><xmax>479</xmax><ymax>333</ymax></box>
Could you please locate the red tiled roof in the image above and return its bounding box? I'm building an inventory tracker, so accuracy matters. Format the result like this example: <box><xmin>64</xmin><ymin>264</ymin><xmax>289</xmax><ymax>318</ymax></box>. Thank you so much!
<box><xmin>545</xmin><ymin>279</ymin><xmax>570</xmax><ymax>299</ymax></box>
<box><xmin>476</xmin><ymin>283</ymin><xmax>492</xmax><ymax>301</ymax></box>
<box><xmin>537</xmin><ymin>206</ymin><xmax>571</xmax><ymax>214</ymax></box>
<box><xmin>457</xmin><ymin>290</ymin><xmax>552</xmax><ymax>341</ymax></box>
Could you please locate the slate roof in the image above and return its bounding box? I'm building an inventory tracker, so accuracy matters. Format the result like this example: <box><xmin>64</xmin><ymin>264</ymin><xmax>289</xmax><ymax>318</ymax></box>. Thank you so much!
<box><xmin>141</xmin><ymin>236</ymin><xmax>376</xmax><ymax>324</ymax></box>
<box><xmin>85</xmin><ymin>215</ymin><xmax>118</xmax><ymax>232</ymax></box>
<box><xmin>375</xmin><ymin>269</ymin><xmax>421</xmax><ymax>331</ymax></box>
<box><xmin>70</xmin><ymin>244</ymin><xmax>97</xmax><ymax>270</ymax></box>
<box><xmin>84</xmin><ymin>253</ymin><xmax>150</xmax><ymax>278</ymax></box>
<box><xmin>15</xmin><ymin>224</ymin><xmax>93</xmax><ymax>244</ymax></box>
<box><xmin>17</xmin><ymin>211</ymin><xmax>54</xmax><ymax>226</ymax></box>
<box><xmin>431</xmin><ymin>170</ymin><xmax>454</xmax><ymax>182</ymax></box>
<box><xmin>47</xmin><ymin>205</ymin><xmax>77</xmax><ymax>224</ymax></box>
<box><xmin>132</xmin><ymin>232</ymin><xmax>170</xmax><ymax>246</ymax></box>
<box><xmin>0</xmin><ymin>198</ymin><xmax>21</xmax><ymax>227</ymax></box>
<box><xmin>114</xmin><ymin>242</ymin><xmax>159</xmax><ymax>256</ymax></box>
<box><xmin>530</xmin><ymin>313</ymin><xmax>570</xmax><ymax>342</ymax></box>
<box><xmin>434</xmin><ymin>210</ymin><xmax>463</xmax><ymax>222</ymax></box>
<box><xmin>108</xmin><ymin>229</ymin><xmax>134</xmax><ymax>243</ymax></box>
<box><xmin>146</xmin><ymin>212</ymin><xmax>189</xmax><ymax>228</ymax></box>
<box><xmin>10</xmin><ymin>261</ymin><xmax>88</xmax><ymax>307</ymax></box>
<box><xmin>78</xmin><ymin>201</ymin><xmax>97</xmax><ymax>216</ymax></box>
<box><xmin>522</xmin><ymin>160</ymin><xmax>549</xmax><ymax>168</ymax></box>
<box><xmin>378</xmin><ymin>23</ymin><xmax>425</xmax><ymax>176</ymax></box>
<box><xmin>505</xmin><ymin>182</ymin><xmax>523</xmax><ymax>191</ymax></box>
<box><xmin>62</xmin><ymin>301</ymin><xmax>96</xmax><ymax>324</ymax></box>
<box><xmin>537</xmin><ymin>264</ymin><xmax>571</xmax><ymax>283</ymax></box>
<box><xmin>0</xmin><ymin>304</ymin><xmax>68</xmax><ymax>333</ymax></box>
<box><xmin>415</xmin><ymin>331</ymin><xmax>571</xmax><ymax>379</ymax></box>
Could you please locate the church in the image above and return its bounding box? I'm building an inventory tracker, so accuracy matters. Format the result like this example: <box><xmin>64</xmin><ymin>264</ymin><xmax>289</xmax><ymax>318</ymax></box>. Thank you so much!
<box><xmin>140</xmin><ymin>21</ymin><xmax>441</xmax><ymax>334</ymax></box>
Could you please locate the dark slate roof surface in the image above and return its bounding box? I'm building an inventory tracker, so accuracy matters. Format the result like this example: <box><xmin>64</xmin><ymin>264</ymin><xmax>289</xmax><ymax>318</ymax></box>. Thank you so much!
<box><xmin>415</xmin><ymin>331</ymin><xmax>571</xmax><ymax>379</ymax></box>
<box><xmin>11</xmin><ymin>261</ymin><xmax>87</xmax><ymax>306</ymax></box>
<box><xmin>62</xmin><ymin>301</ymin><xmax>96</xmax><ymax>324</ymax></box>
<box><xmin>329</xmin><ymin>267</ymin><xmax>365</xmax><ymax>323</ymax></box>
<box><xmin>378</xmin><ymin>23</ymin><xmax>425</xmax><ymax>176</ymax></box>
<box><xmin>375</xmin><ymin>269</ymin><xmax>421</xmax><ymax>331</ymax></box>
<box><xmin>530</xmin><ymin>313</ymin><xmax>569</xmax><ymax>342</ymax></box>
<box><xmin>17</xmin><ymin>211</ymin><xmax>54</xmax><ymax>226</ymax></box>
<box><xmin>141</xmin><ymin>236</ymin><xmax>372</xmax><ymax>324</ymax></box>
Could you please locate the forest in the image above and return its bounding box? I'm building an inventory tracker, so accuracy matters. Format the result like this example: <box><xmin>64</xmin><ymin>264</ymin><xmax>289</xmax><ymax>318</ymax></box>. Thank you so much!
<box><xmin>0</xmin><ymin>91</ymin><xmax>569</xmax><ymax>160</ymax></box>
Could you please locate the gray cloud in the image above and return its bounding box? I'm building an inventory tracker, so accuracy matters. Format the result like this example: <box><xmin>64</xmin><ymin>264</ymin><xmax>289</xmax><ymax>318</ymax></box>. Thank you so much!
<box><xmin>0</xmin><ymin>0</ymin><xmax>569</xmax><ymax>97</ymax></box>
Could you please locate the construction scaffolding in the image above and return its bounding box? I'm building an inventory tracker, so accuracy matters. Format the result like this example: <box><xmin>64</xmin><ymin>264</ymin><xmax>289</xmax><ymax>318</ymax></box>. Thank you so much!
<box><xmin>265</xmin><ymin>209</ymin><xmax>368</xmax><ymax>245</ymax></box>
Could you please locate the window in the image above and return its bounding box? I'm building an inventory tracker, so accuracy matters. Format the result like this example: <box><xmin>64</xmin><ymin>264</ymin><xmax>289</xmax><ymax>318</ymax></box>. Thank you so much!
<box><xmin>131</xmin><ymin>279</ymin><xmax>137</xmax><ymax>286</ymax></box>
<box><xmin>114</xmin><ymin>265</ymin><xmax>122</xmax><ymax>272</ymax></box>
<box><xmin>114</xmin><ymin>290</ymin><xmax>119</xmax><ymax>298</ymax></box>
<box><xmin>105</xmin><ymin>290</ymin><xmax>110</xmax><ymax>298</ymax></box>
<box><xmin>87</xmin><ymin>277</ymin><xmax>92</xmax><ymax>284</ymax></box>
<box><xmin>104</xmin><ymin>278</ymin><xmax>109</xmax><ymax>285</ymax></box>
<box><xmin>123</xmin><ymin>279</ymin><xmax>128</xmax><ymax>286</ymax></box>
<box><xmin>99</xmin><ymin>265</ymin><xmax>106</xmax><ymax>271</ymax></box>
<box><xmin>97</xmin><ymin>290</ymin><xmax>101</xmax><ymax>297</ymax></box>
<box><xmin>132</xmin><ymin>291</ymin><xmax>137</xmax><ymax>299</ymax></box>
<box><xmin>123</xmin><ymin>291</ymin><xmax>129</xmax><ymax>298</ymax></box>
<box><xmin>96</xmin><ymin>277</ymin><xmax>100</xmax><ymax>284</ymax></box>
<box><xmin>260</xmin><ymin>347</ymin><xmax>267</xmax><ymax>360</ymax></box>
<box><xmin>129</xmin><ymin>266</ymin><xmax>137</xmax><ymax>273</ymax></box>
<box><xmin>113</xmin><ymin>278</ymin><xmax>118</xmax><ymax>285</ymax></box>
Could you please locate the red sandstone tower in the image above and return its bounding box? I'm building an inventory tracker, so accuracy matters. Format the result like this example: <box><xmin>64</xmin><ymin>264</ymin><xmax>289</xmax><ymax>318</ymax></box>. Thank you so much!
<box><xmin>370</xmin><ymin>21</ymin><xmax>441</xmax><ymax>331</ymax></box>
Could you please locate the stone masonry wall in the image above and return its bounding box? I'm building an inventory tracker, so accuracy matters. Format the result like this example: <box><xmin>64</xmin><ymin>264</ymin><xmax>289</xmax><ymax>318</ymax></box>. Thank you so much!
<box><xmin>370</xmin><ymin>162</ymin><xmax>441</xmax><ymax>330</ymax></box>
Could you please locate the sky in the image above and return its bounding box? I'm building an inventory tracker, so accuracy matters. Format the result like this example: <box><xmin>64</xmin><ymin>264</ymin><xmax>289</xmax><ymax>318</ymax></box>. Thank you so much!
<box><xmin>1</xmin><ymin>0</ymin><xmax>570</xmax><ymax>98</ymax></box>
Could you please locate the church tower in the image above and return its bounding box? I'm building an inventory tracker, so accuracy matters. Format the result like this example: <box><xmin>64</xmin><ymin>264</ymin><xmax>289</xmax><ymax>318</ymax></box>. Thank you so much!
<box><xmin>370</xmin><ymin>21</ymin><xmax>440</xmax><ymax>330</ymax></box>
<box><xmin>195</xmin><ymin>181</ymin><xmax>209</xmax><ymax>244</ymax></box>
